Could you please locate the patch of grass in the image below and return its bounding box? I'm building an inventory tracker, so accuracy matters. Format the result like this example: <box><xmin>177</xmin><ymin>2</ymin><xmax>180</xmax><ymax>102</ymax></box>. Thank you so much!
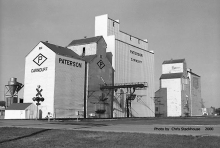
<box><xmin>0</xmin><ymin>127</ymin><xmax>220</xmax><ymax>148</ymax></box>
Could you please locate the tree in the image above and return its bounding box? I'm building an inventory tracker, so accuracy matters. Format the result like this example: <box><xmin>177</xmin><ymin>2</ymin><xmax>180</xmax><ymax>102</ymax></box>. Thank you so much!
<box><xmin>0</xmin><ymin>101</ymin><xmax>6</xmax><ymax>107</ymax></box>
<box><xmin>215</xmin><ymin>108</ymin><xmax>220</xmax><ymax>115</ymax></box>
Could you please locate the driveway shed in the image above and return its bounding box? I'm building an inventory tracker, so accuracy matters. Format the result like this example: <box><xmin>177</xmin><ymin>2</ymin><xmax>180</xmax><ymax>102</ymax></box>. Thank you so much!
<box><xmin>5</xmin><ymin>103</ymin><xmax>37</xmax><ymax>119</ymax></box>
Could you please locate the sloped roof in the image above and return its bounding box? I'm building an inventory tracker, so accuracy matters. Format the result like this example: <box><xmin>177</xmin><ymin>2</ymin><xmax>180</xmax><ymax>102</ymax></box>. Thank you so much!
<box><xmin>6</xmin><ymin>103</ymin><xmax>32</xmax><ymax>110</ymax></box>
<box><xmin>106</xmin><ymin>52</ymin><xmax>112</xmax><ymax>64</ymax></box>
<box><xmin>160</xmin><ymin>73</ymin><xmax>183</xmax><ymax>79</ymax></box>
<box><xmin>188</xmin><ymin>71</ymin><xmax>201</xmax><ymax>77</ymax></box>
<box><xmin>67</xmin><ymin>36</ymin><xmax>103</xmax><ymax>46</ymax></box>
<box><xmin>155</xmin><ymin>88</ymin><xmax>167</xmax><ymax>94</ymax></box>
<box><xmin>163</xmin><ymin>59</ymin><xmax>185</xmax><ymax>64</ymax></box>
<box><xmin>42</xmin><ymin>42</ymin><xmax>83</xmax><ymax>60</ymax></box>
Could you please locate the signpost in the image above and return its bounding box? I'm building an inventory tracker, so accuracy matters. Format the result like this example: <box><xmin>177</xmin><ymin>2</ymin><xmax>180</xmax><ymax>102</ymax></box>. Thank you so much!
<box><xmin>32</xmin><ymin>85</ymin><xmax>44</xmax><ymax>120</ymax></box>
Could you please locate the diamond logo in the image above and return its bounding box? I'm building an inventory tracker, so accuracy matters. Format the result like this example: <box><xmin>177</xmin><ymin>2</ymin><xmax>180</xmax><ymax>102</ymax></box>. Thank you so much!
<box><xmin>33</xmin><ymin>53</ymin><xmax>47</xmax><ymax>66</ymax></box>
<box><xmin>97</xmin><ymin>60</ymin><xmax>105</xmax><ymax>69</ymax></box>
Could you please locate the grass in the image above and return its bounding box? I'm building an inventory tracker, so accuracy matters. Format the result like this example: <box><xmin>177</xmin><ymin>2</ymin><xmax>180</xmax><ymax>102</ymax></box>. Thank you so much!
<box><xmin>0</xmin><ymin>127</ymin><xmax>220</xmax><ymax>148</ymax></box>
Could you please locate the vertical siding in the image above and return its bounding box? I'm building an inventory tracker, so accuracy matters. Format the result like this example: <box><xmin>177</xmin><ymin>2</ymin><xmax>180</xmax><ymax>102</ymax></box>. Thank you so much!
<box><xmin>190</xmin><ymin>75</ymin><xmax>202</xmax><ymax>116</ymax></box>
<box><xmin>95</xmin><ymin>15</ymin><xmax>155</xmax><ymax>117</ymax></box>
<box><xmin>113</xmin><ymin>41</ymin><xmax>154</xmax><ymax>117</ymax></box>
<box><xmin>23</xmin><ymin>42</ymin><xmax>56</xmax><ymax>118</ymax></box>
<box><xmin>54</xmin><ymin>55</ymin><xmax>85</xmax><ymax>118</ymax></box>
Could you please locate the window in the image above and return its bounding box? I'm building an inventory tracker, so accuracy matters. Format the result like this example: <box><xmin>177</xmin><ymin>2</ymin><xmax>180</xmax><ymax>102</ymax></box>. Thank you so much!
<box><xmin>100</xmin><ymin>55</ymin><xmax>102</xmax><ymax>58</ymax></box>
<box><xmin>82</xmin><ymin>47</ymin><xmax>85</xmax><ymax>56</ymax></box>
<box><xmin>113</xmin><ymin>22</ymin><xmax>115</xmax><ymax>27</ymax></box>
<box><xmin>156</xmin><ymin>107</ymin><xmax>158</xmax><ymax>112</ymax></box>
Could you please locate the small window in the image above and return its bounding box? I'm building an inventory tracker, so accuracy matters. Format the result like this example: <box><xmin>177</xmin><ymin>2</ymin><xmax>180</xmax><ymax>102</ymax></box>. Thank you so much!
<box><xmin>130</xmin><ymin>36</ymin><xmax>132</xmax><ymax>41</ymax></box>
<box><xmin>82</xmin><ymin>47</ymin><xmax>86</xmax><ymax>57</ymax></box>
<box><xmin>100</xmin><ymin>55</ymin><xmax>102</xmax><ymax>58</ymax></box>
<box><xmin>156</xmin><ymin>107</ymin><xmax>158</xmax><ymax>112</ymax></box>
<box><xmin>113</xmin><ymin>22</ymin><xmax>115</xmax><ymax>27</ymax></box>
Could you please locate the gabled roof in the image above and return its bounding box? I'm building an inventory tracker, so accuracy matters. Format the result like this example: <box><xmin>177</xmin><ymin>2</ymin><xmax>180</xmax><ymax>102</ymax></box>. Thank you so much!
<box><xmin>160</xmin><ymin>73</ymin><xmax>183</xmax><ymax>79</ymax></box>
<box><xmin>6</xmin><ymin>103</ymin><xmax>32</xmax><ymax>110</ymax></box>
<box><xmin>155</xmin><ymin>88</ymin><xmax>167</xmax><ymax>93</ymax></box>
<box><xmin>42</xmin><ymin>42</ymin><xmax>83</xmax><ymax>60</ymax></box>
<box><xmin>163</xmin><ymin>59</ymin><xmax>185</xmax><ymax>64</ymax></box>
<box><xmin>67</xmin><ymin>36</ymin><xmax>103</xmax><ymax>46</ymax></box>
<box><xmin>188</xmin><ymin>71</ymin><xmax>201</xmax><ymax>77</ymax></box>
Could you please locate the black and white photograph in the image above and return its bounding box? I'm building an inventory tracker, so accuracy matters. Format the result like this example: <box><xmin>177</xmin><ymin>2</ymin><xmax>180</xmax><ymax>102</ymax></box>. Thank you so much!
<box><xmin>0</xmin><ymin>0</ymin><xmax>220</xmax><ymax>147</ymax></box>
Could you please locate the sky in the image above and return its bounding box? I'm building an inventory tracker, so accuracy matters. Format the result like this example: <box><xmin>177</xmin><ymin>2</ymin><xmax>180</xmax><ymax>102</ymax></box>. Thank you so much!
<box><xmin>0</xmin><ymin>0</ymin><xmax>220</xmax><ymax>108</ymax></box>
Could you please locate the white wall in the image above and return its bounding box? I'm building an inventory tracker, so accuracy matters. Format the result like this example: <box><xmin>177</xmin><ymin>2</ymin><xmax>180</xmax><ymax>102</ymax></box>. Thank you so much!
<box><xmin>5</xmin><ymin>110</ymin><xmax>25</xmax><ymax>119</ymax></box>
<box><xmin>95</xmin><ymin>14</ymin><xmax>108</xmax><ymax>37</ymax></box>
<box><xmin>68</xmin><ymin>43</ymin><xmax>97</xmax><ymax>56</ymax></box>
<box><xmin>23</xmin><ymin>42</ymin><xmax>56</xmax><ymax>118</ymax></box>
<box><xmin>105</xmin><ymin>35</ymin><xmax>116</xmax><ymax>69</ymax></box>
<box><xmin>161</xmin><ymin>78</ymin><xmax>182</xmax><ymax>116</ymax></box>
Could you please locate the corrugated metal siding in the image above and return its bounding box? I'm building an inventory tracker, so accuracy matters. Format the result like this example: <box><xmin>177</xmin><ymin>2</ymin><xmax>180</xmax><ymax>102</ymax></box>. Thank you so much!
<box><xmin>23</xmin><ymin>42</ymin><xmax>56</xmax><ymax>118</ymax></box>
<box><xmin>107</xmin><ymin>18</ymin><xmax>148</xmax><ymax>50</ymax></box>
<box><xmin>108</xmin><ymin>19</ymin><xmax>119</xmax><ymax>38</ymax></box>
<box><xmin>113</xmin><ymin>40</ymin><xmax>155</xmax><ymax>117</ymax></box>
<box><xmin>54</xmin><ymin>55</ymin><xmax>85</xmax><ymax>118</ymax></box>
<box><xmin>190</xmin><ymin>75</ymin><xmax>202</xmax><ymax>116</ymax></box>
<box><xmin>95</xmin><ymin>15</ymin><xmax>155</xmax><ymax>117</ymax></box>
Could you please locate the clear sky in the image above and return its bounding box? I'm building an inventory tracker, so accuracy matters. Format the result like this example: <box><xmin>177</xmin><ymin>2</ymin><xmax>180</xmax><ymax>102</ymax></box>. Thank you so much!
<box><xmin>0</xmin><ymin>0</ymin><xmax>220</xmax><ymax>108</ymax></box>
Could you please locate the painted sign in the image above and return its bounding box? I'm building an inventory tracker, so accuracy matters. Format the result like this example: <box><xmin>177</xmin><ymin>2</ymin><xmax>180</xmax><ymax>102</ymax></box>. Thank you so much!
<box><xmin>59</xmin><ymin>58</ymin><xmax>82</xmax><ymax>68</ymax></box>
<box><xmin>33</xmin><ymin>53</ymin><xmax>47</xmax><ymax>66</ymax></box>
<box><xmin>130</xmin><ymin>50</ymin><xmax>143</xmax><ymax>64</ymax></box>
<box><xmin>97</xmin><ymin>60</ymin><xmax>105</xmax><ymax>69</ymax></box>
<box><xmin>31</xmin><ymin>53</ymin><xmax>48</xmax><ymax>73</ymax></box>
<box><xmin>162</xmin><ymin>63</ymin><xmax>183</xmax><ymax>74</ymax></box>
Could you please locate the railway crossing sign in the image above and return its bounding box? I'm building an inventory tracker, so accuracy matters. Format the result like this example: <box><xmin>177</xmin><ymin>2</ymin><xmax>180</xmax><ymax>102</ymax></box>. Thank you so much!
<box><xmin>36</xmin><ymin>85</ymin><xmax>43</xmax><ymax>97</ymax></box>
